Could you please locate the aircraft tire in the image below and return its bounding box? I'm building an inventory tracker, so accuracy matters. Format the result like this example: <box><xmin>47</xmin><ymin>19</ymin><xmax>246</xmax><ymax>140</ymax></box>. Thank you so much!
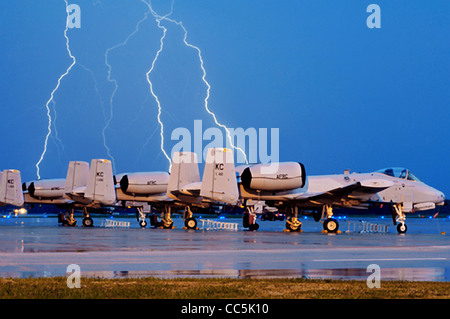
<box><xmin>323</xmin><ymin>218</ymin><xmax>339</xmax><ymax>233</ymax></box>
<box><xmin>397</xmin><ymin>223</ymin><xmax>407</xmax><ymax>234</ymax></box>
<box><xmin>162</xmin><ymin>221</ymin><xmax>174</xmax><ymax>229</ymax></box>
<box><xmin>185</xmin><ymin>218</ymin><xmax>197</xmax><ymax>229</ymax></box>
<box><xmin>139</xmin><ymin>220</ymin><xmax>147</xmax><ymax>228</ymax></box>
<box><xmin>83</xmin><ymin>217</ymin><xmax>94</xmax><ymax>227</ymax></box>
<box><xmin>286</xmin><ymin>220</ymin><xmax>302</xmax><ymax>232</ymax></box>
<box><xmin>249</xmin><ymin>223</ymin><xmax>259</xmax><ymax>231</ymax></box>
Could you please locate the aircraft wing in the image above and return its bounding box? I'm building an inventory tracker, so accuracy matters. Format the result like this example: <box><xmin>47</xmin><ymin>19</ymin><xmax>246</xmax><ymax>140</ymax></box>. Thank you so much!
<box><xmin>170</xmin><ymin>189</ymin><xmax>201</xmax><ymax>197</ymax></box>
<box><xmin>291</xmin><ymin>179</ymin><xmax>394</xmax><ymax>204</ymax></box>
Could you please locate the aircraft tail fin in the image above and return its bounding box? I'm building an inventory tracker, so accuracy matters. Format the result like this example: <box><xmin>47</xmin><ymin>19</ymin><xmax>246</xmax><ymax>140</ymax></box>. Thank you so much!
<box><xmin>64</xmin><ymin>161</ymin><xmax>90</xmax><ymax>194</ymax></box>
<box><xmin>84</xmin><ymin>159</ymin><xmax>116</xmax><ymax>205</ymax></box>
<box><xmin>200</xmin><ymin>148</ymin><xmax>239</xmax><ymax>205</ymax></box>
<box><xmin>0</xmin><ymin>169</ymin><xmax>24</xmax><ymax>206</ymax></box>
<box><xmin>167</xmin><ymin>152</ymin><xmax>200</xmax><ymax>193</ymax></box>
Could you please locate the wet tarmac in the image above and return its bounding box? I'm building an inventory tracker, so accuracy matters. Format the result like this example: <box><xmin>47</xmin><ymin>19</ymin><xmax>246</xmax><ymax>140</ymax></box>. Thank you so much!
<box><xmin>0</xmin><ymin>215</ymin><xmax>449</xmax><ymax>281</ymax></box>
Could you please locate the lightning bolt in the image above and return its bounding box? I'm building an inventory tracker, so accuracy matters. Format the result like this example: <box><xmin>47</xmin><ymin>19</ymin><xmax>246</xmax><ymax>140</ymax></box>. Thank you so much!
<box><xmin>177</xmin><ymin>24</ymin><xmax>249</xmax><ymax>165</ymax></box>
<box><xmin>35</xmin><ymin>0</ymin><xmax>76</xmax><ymax>179</ymax></box>
<box><xmin>142</xmin><ymin>0</ymin><xmax>173</xmax><ymax>168</ymax></box>
<box><xmin>103</xmin><ymin>6</ymin><xmax>151</xmax><ymax>174</ymax></box>
<box><xmin>143</xmin><ymin>0</ymin><xmax>248</xmax><ymax>167</ymax></box>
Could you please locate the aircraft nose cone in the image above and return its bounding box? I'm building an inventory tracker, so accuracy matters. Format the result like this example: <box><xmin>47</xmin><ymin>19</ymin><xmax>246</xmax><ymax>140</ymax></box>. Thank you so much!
<box><xmin>433</xmin><ymin>189</ymin><xmax>445</xmax><ymax>204</ymax></box>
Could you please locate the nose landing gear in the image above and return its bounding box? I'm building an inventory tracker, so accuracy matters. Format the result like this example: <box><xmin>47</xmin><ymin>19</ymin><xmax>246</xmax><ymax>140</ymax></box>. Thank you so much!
<box><xmin>392</xmin><ymin>203</ymin><xmax>408</xmax><ymax>234</ymax></box>
<box><xmin>243</xmin><ymin>206</ymin><xmax>259</xmax><ymax>231</ymax></box>
<box><xmin>136</xmin><ymin>207</ymin><xmax>148</xmax><ymax>228</ymax></box>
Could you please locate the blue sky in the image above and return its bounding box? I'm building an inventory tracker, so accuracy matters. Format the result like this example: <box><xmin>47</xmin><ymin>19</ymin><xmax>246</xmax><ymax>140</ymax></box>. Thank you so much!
<box><xmin>0</xmin><ymin>1</ymin><xmax>449</xmax><ymax>195</ymax></box>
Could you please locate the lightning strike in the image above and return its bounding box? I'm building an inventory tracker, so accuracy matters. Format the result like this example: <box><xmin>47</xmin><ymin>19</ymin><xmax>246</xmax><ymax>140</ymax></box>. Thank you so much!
<box><xmin>144</xmin><ymin>0</ymin><xmax>248</xmax><ymax>166</ymax></box>
<box><xmin>103</xmin><ymin>8</ymin><xmax>151</xmax><ymax>174</ymax></box>
<box><xmin>142</xmin><ymin>0</ymin><xmax>173</xmax><ymax>169</ymax></box>
<box><xmin>35</xmin><ymin>0</ymin><xmax>76</xmax><ymax>179</ymax></box>
<box><xmin>178</xmin><ymin>24</ymin><xmax>249</xmax><ymax>165</ymax></box>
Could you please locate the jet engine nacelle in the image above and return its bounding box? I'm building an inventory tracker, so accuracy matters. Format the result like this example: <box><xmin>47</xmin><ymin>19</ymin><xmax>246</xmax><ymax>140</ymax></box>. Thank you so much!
<box><xmin>241</xmin><ymin>162</ymin><xmax>306</xmax><ymax>191</ymax></box>
<box><xmin>119</xmin><ymin>172</ymin><xmax>169</xmax><ymax>195</ymax></box>
<box><xmin>26</xmin><ymin>179</ymin><xmax>66</xmax><ymax>198</ymax></box>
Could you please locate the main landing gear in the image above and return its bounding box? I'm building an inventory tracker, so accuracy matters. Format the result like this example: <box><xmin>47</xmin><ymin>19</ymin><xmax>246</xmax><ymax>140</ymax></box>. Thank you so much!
<box><xmin>82</xmin><ymin>207</ymin><xmax>94</xmax><ymax>227</ymax></box>
<box><xmin>183</xmin><ymin>206</ymin><xmax>198</xmax><ymax>230</ymax></box>
<box><xmin>149</xmin><ymin>206</ymin><xmax>175</xmax><ymax>229</ymax></box>
<box><xmin>283</xmin><ymin>205</ymin><xmax>339</xmax><ymax>233</ymax></box>
<box><xmin>58</xmin><ymin>209</ymin><xmax>77</xmax><ymax>227</ymax></box>
<box><xmin>284</xmin><ymin>207</ymin><xmax>302</xmax><ymax>232</ymax></box>
<box><xmin>146</xmin><ymin>206</ymin><xmax>198</xmax><ymax>230</ymax></box>
<box><xmin>320</xmin><ymin>204</ymin><xmax>340</xmax><ymax>234</ymax></box>
<box><xmin>58</xmin><ymin>208</ymin><xmax>93</xmax><ymax>227</ymax></box>
<box><xmin>392</xmin><ymin>203</ymin><xmax>408</xmax><ymax>234</ymax></box>
<box><xmin>58</xmin><ymin>208</ymin><xmax>94</xmax><ymax>227</ymax></box>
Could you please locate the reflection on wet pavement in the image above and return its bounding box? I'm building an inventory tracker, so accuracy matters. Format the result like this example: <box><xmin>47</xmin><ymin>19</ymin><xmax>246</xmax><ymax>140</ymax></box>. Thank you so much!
<box><xmin>0</xmin><ymin>216</ymin><xmax>449</xmax><ymax>281</ymax></box>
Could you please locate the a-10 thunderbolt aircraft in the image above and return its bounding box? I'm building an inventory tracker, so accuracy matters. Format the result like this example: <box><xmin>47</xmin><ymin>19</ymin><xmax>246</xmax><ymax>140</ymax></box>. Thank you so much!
<box><xmin>115</xmin><ymin>148</ymin><xmax>445</xmax><ymax>233</ymax></box>
<box><xmin>115</xmin><ymin>148</ymin><xmax>239</xmax><ymax>229</ymax></box>
<box><xmin>2</xmin><ymin>148</ymin><xmax>446</xmax><ymax>233</ymax></box>
<box><xmin>236</xmin><ymin>163</ymin><xmax>445</xmax><ymax>233</ymax></box>
<box><xmin>16</xmin><ymin>149</ymin><xmax>238</xmax><ymax>228</ymax></box>
<box><xmin>21</xmin><ymin>159</ymin><xmax>116</xmax><ymax>226</ymax></box>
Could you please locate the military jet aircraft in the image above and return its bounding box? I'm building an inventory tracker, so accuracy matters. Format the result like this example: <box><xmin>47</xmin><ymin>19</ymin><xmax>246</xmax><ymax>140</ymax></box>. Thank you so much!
<box><xmin>89</xmin><ymin>150</ymin><xmax>446</xmax><ymax>234</ymax></box>
<box><xmin>7</xmin><ymin>148</ymin><xmax>445</xmax><ymax>235</ymax></box>
<box><xmin>236</xmin><ymin>163</ymin><xmax>445</xmax><ymax>233</ymax></box>
<box><xmin>114</xmin><ymin>148</ymin><xmax>239</xmax><ymax>229</ymax></box>
<box><xmin>17</xmin><ymin>150</ymin><xmax>237</xmax><ymax>229</ymax></box>
<box><xmin>21</xmin><ymin>159</ymin><xmax>116</xmax><ymax>226</ymax></box>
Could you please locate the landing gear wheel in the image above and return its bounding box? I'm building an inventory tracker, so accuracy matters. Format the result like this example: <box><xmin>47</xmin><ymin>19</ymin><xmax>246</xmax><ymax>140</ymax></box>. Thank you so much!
<box><xmin>162</xmin><ymin>221</ymin><xmax>174</xmax><ymax>229</ymax></box>
<box><xmin>286</xmin><ymin>219</ymin><xmax>302</xmax><ymax>232</ymax></box>
<box><xmin>185</xmin><ymin>218</ymin><xmax>197</xmax><ymax>229</ymax></box>
<box><xmin>323</xmin><ymin>218</ymin><xmax>339</xmax><ymax>233</ymax></box>
<box><xmin>139</xmin><ymin>220</ymin><xmax>147</xmax><ymax>228</ymax></box>
<box><xmin>392</xmin><ymin>204</ymin><xmax>407</xmax><ymax>233</ymax></box>
<box><xmin>397</xmin><ymin>223</ymin><xmax>407</xmax><ymax>234</ymax></box>
<box><xmin>249</xmin><ymin>223</ymin><xmax>259</xmax><ymax>231</ymax></box>
<box><xmin>83</xmin><ymin>217</ymin><xmax>94</xmax><ymax>227</ymax></box>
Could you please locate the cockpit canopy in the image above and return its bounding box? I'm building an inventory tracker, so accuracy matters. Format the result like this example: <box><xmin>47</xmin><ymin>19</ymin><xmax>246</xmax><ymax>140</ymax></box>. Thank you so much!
<box><xmin>376</xmin><ymin>167</ymin><xmax>421</xmax><ymax>182</ymax></box>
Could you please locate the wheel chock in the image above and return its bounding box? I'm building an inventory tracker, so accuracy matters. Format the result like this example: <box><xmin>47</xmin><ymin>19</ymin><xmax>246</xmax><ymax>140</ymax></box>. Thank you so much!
<box><xmin>321</xmin><ymin>229</ymin><xmax>341</xmax><ymax>234</ymax></box>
